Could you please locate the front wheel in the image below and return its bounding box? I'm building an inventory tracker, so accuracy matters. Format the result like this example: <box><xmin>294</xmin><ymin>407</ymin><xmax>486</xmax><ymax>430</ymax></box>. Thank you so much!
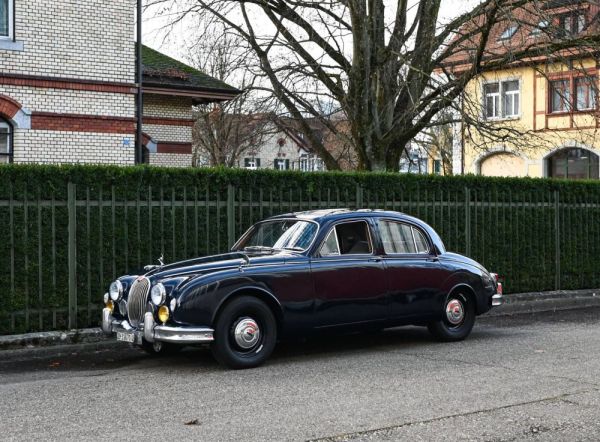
<box><xmin>428</xmin><ymin>293</ymin><xmax>475</xmax><ymax>342</ymax></box>
<box><xmin>211</xmin><ymin>296</ymin><xmax>277</xmax><ymax>369</ymax></box>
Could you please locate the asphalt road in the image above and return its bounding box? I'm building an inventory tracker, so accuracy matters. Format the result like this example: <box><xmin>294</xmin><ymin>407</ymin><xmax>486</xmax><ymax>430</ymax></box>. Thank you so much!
<box><xmin>1</xmin><ymin>309</ymin><xmax>600</xmax><ymax>442</ymax></box>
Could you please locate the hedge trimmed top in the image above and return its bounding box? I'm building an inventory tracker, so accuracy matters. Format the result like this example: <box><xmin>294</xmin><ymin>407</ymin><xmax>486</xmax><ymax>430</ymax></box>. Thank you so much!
<box><xmin>0</xmin><ymin>164</ymin><xmax>599</xmax><ymax>202</ymax></box>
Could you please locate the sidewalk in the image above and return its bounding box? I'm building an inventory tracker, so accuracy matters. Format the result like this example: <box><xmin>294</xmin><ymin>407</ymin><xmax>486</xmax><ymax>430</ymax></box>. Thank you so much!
<box><xmin>1</xmin><ymin>289</ymin><xmax>599</xmax><ymax>351</ymax></box>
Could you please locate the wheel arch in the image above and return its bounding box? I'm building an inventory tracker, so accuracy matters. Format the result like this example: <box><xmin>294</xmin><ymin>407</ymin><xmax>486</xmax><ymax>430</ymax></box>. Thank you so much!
<box><xmin>447</xmin><ymin>283</ymin><xmax>477</xmax><ymax>308</ymax></box>
<box><xmin>212</xmin><ymin>286</ymin><xmax>284</xmax><ymax>332</ymax></box>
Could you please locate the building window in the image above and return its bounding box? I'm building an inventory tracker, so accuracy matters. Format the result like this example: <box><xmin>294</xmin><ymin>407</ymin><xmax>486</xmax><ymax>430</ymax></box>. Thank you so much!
<box><xmin>550</xmin><ymin>79</ymin><xmax>571</xmax><ymax>113</ymax></box>
<box><xmin>530</xmin><ymin>20</ymin><xmax>549</xmax><ymax>36</ymax></box>
<box><xmin>547</xmin><ymin>148</ymin><xmax>599</xmax><ymax>180</ymax></box>
<box><xmin>0</xmin><ymin>118</ymin><xmax>12</xmax><ymax>163</ymax></box>
<box><xmin>575</xmin><ymin>77</ymin><xmax>597</xmax><ymax>110</ymax></box>
<box><xmin>274</xmin><ymin>159</ymin><xmax>290</xmax><ymax>170</ymax></box>
<box><xmin>0</xmin><ymin>0</ymin><xmax>13</xmax><ymax>39</ymax></box>
<box><xmin>433</xmin><ymin>160</ymin><xmax>442</xmax><ymax>175</ymax></box>
<box><xmin>400</xmin><ymin>150</ymin><xmax>428</xmax><ymax>174</ymax></box>
<box><xmin>244</xmin><ymin>157</ymin><xmax>261</xmax><ymax>170</ymax></box>
<box><xmin>550</xmin><ymin>76</ymin><xmax>597</xmax><ymax>113</ymax></box>
<box><xmin>298</xmin><ymin>154</ymin><xmax>324</xmax><ymax>172</ymax></box>
<box><xmin>483</xmin><ymin>80</ymin><xmax>520</xmax><ymax>119</ymax></box>
<box><xmin>558</xmin><ymin>11</ymin><xmax>585</xmax><ymax>36</ymax></box>
<box><xmin>498</xmin><ymin>25</ymin><xmax>519</xmax><ymax>41</ymax></box>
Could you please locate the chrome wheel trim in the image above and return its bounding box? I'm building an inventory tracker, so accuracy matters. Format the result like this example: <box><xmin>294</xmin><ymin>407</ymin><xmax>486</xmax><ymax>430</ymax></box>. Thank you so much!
<box><xmin>445</xmin><ymin>299</ymin><xmax>465</xmax><ymax>326</ymax></box>
<box><xmin>233</xmin><ymin>317</ymin><xmax>261</xmax><ymax>350</ymax></box>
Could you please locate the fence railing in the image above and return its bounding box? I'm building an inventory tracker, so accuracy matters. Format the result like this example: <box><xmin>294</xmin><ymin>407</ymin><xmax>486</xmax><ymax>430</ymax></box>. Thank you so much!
<box><xmin>1</xmin><ymin>172</ymin><xmax>600</xmax><ymax>335</ymax></box>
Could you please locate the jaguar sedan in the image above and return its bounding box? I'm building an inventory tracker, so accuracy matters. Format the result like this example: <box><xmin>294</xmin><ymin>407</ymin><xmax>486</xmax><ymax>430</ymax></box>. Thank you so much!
<box><xmin>102</xmin><ymin>209</ymin><xmax>503</xmax><ymax>369</ymax></box>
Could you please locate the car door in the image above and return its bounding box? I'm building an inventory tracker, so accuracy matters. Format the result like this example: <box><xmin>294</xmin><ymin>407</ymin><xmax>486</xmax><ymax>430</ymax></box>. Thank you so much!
<box><xmin>377</xmin><ymin>219</ymin><xmax>446</xmax><ymax>320</ymax></box>
<box><xmin>310</xmin><ymin>219</ymin><xmax>388</xmax><ymax>328</ymax></box>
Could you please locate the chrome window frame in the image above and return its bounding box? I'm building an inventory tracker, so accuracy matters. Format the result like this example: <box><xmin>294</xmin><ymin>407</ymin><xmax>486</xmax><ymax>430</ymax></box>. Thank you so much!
<box><xmin>378</xmin><ymin>219</ymin><xmax>433</xmax><ymax>256</ymax></box>
<box><xmin>315</xmin><ymin>219</ymin><xmax>375</xmax><ymax>258</ymax></box>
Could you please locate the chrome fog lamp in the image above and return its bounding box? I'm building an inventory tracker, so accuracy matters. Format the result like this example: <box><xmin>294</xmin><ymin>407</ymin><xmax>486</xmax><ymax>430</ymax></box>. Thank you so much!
<box><xmin>109</xmin><ymin>280</ymin><xmax>123</xmax><ymax>302</ymax></box>
<box><xmin>151</xmin><ymin>283</ymin><xmax>167</xmax><ymax>306</ymax></box>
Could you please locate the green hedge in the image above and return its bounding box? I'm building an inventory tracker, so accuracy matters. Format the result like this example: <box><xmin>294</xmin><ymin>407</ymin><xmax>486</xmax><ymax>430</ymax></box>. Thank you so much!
<box><xmin>1</xmin><ymin>164</ymin><xmax>599</xmax><ymax>334</ymax></box>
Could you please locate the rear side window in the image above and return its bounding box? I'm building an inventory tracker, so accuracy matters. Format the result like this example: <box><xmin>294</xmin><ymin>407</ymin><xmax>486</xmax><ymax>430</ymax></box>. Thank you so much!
<box><xmin>380</xmin><ymin>221</ymin><xmax>430</xmax><ymax>254</ymax></box>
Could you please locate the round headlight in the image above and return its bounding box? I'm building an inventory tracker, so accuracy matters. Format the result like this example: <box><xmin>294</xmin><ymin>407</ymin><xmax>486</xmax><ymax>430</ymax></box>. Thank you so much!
<box><xmin>109</xmin><ymin>280</ymin><xmax>123</xmax><ymax>301</ymax></box>
<box><xmin>151</xmin><ymin>283</ymin><xmax>166</xmax><ymax>306</ymax></box>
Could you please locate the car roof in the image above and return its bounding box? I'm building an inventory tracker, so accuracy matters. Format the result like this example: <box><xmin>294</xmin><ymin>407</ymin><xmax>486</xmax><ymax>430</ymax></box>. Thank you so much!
<box><xmin>265</xmin><ymin>209</ymin><xmax>447</xmax><ymax>254</ymax></box>
<box><xmin>267</xmin><ymin>208</ymin><xmax>407</xmax><ymax>222</ymax></box>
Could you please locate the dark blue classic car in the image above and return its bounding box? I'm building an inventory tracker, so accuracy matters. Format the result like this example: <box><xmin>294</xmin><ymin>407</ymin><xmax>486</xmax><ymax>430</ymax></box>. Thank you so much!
<box><xmin>102</xmin><ymin>209</ymin><xmax>503</xmax><ymax>369</ymax></box>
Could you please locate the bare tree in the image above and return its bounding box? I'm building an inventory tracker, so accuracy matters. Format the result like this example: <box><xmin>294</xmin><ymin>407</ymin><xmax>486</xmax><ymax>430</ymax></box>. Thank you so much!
<box><xmin>148</xmin><ymin>0</ymin><xmax>600</xmax><ymax>171</ymax></box>
<box><xmin>413</xmin><ymin>110</ymin><xmax>455</xmax><ymax>175</ymax></box>
<box><xmin>187</xmin><ymin>24</ymin><xmax>278</xmax><ymax>167</ymax></box>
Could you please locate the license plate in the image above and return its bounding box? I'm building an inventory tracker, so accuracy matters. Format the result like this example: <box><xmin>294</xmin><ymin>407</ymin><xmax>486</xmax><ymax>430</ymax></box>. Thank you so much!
<box><xmin>117</xmin><ymin>331</ymin><xmax>135</xmax><ymax>343</ymax></box>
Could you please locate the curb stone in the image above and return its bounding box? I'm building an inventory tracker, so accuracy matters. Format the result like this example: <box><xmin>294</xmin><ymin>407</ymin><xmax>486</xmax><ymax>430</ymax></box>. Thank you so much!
<box><xmin>1</xmin><ymin>289</ymin><xmax>599</xmax><ymax>351</ymax></box>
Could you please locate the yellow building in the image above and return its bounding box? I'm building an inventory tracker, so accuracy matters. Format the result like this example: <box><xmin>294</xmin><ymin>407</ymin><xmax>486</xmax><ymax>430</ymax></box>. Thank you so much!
<box><xmin>455</xmin><ymin>1</ymin><xmax>600</xmax><ymax>180</ymax></box>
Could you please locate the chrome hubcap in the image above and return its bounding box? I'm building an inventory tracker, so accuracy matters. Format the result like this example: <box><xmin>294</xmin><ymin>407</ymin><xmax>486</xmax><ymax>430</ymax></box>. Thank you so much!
<box><xmin>446</xmin><ymin>299</ymin><xmax>465</xmax><ymax>325</ymax></box>
<box><xmin>233</xmin><ymin>318</ymin><xmax>261</xmax><ymax>350</ymax></box>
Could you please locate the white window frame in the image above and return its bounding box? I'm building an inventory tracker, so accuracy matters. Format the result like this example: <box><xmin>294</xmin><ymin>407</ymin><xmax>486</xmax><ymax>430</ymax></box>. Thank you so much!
<box><xmin>0</xmin><ymin>118</ymin><xmax>13</xmax><ymax>163</ymax></box>
<box><xmin>0</xmin><ymin>0</ymin><xmax>13</xmax><ymax>41</ymax></box>
<box><xmin>482</xmin><ymin>78</ymin><xmax>522</xmax><ymax>121</ymax></box>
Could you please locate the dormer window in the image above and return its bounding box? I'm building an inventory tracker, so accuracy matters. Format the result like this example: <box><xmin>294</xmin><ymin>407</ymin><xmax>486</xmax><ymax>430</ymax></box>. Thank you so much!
<box><xmin>498</xmin><ymin>25</ymin><xmax>519</xmax><ymax>41</ymax></box>
<box><xmin>0</xmin><ymin>0</ymin><xmax>13</xmax><ymax>40</ymax></box>
<box><xmin>530</xmin><ymin>20</ymin><xmax>549</xmax><ymax>36</ymax></box>
<box><xmin>558</xmin><ymin>11</ymin><xmax>586</xmax><ymax>36</ymax></box>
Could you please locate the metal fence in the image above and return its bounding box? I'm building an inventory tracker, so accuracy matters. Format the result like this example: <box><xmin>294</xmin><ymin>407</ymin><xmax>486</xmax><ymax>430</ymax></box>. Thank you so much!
<box><xmin>1</xmin><ymin>179</ymin><xmax>599</xmax><ymax>335</ymax></box>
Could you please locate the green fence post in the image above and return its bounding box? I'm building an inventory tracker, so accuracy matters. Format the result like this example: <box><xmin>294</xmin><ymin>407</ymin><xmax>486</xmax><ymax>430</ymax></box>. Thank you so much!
<box><xmin>554</xmin><ymin>190</ymin><xmax>560</xmax><ymax>291</ymax></box>
<box><xmin>356</xmin><ymin>184</ymin><xmax>363</xmax><ymax>209</ymax></box>
<box><xmin>68</xmin><ymin>182</ymin><xmax>77</xmax><ymax>330</ymax></box>
<box><xmin>465</xmin><ymin>187</ymin><xmax>471</xmax><ymax>256</ymax></box>
<box><xmin>227</xmin><ymin>184</ymin><xmax>236</xmax><ymax>249</ymax></box>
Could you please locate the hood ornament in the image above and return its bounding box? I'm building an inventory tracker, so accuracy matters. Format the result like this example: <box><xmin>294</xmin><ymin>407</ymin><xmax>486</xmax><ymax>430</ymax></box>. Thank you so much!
<box><xmin>143</xmin><ymin>254</ymin><xmax>165</xmax><ymax>272</ymax></box>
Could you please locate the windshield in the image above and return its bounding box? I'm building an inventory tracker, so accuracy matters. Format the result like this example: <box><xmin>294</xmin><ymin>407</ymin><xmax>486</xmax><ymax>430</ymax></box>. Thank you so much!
<box><xmin>235</xmin><ymin>220</ymin><xmax>318</xmax><ymax>252</ymax></box>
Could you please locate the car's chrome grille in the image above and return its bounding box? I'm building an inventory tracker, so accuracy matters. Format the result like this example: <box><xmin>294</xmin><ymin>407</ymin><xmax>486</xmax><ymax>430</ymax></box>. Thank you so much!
<box><xmin>126</xmin><ymin>277</ymin><xmax>150</xmax><ymax>328</ymax></box>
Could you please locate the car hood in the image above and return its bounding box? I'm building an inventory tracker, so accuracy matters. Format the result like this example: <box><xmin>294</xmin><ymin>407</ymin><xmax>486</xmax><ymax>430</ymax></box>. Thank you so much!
<box><xmin>145</xmin><ymin>251</ymin><xmax>302</xmax><ymax>282</ymax></box>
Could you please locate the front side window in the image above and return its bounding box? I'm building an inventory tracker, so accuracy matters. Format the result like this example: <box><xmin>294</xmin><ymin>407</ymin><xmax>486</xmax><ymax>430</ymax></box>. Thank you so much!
<box><xmin>484</xmin><ymin>80</ymin><xmax>520</xmax><ymax>119</ymax></box>
<box><xmin>235</xmin><ymin>220</ymin><xmax>318</xmax><ymax>252</ymax></box>
<box><xmin>380</xmin><ymin>221</ymin><xmax>431</xmax><ymax>255</ymax></box>
<box><xmin>0</xmin><ymin>0</ymin><xmax>12</xmax><ymax>39</ymax></box>
<box><xmin>0</xmin><ymin>119</ymin><xmax>12</xmax><ymax>163</ymax></box>
<box><xmin>319</xmin><ymin>221</ymin><xmax>372</xmax><ymax>256</ymax></box>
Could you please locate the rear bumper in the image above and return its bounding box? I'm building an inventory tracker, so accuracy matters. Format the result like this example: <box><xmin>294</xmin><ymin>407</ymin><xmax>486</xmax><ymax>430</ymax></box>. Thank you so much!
<box><xmin>492</xmin><ymin>293</ymin><xmax>503</xmax><ymax>307</ymax></box>
<box><xmin>101</xmin><ymin>308</ymin><xmax>214</xmax><ymax>345</ymax></box>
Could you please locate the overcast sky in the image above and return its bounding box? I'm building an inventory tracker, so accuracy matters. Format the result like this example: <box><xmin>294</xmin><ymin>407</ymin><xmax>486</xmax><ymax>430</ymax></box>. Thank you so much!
<box><xmin>143</xmin><ymin>0</ymin><xmax>482</xmax><ymax>66</ymax></box>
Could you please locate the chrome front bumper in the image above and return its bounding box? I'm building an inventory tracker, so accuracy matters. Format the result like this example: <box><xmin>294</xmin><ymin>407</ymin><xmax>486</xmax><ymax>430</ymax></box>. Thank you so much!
<box><xmin>492</xmin><ymin>294</ymin><xmax>503</xmax><ymax>307</ymax></box>
<box><xmin>102</xmin><ymin>308</ymin><xmax>214</xmax><ymax>345</ymax></box>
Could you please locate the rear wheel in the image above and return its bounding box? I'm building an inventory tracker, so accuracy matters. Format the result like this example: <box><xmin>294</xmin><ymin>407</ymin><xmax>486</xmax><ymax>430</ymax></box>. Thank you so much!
<box><xmin>211</xmin><ymin>296</ymin><xmax>277</xmax><ymax>369</ymax></box>
<box><xmin>427</xmin><ymin>292</ymin><xmax>475</xmax><ymax>342</ymax></box>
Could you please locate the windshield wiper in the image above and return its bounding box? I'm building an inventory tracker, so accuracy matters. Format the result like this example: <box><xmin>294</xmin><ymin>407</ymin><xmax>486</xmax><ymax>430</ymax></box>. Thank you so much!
<box><xmin>282</xmin><ymin>247</ymin><xmax>304</xmax><ymax>252</ymax></box>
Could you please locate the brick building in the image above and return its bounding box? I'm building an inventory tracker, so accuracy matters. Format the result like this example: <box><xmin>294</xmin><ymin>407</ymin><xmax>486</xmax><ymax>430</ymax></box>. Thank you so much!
<box><xmin>0</xmin><ymin>0</ymin><xmax>239</xmax><ymax>166</ymax></box>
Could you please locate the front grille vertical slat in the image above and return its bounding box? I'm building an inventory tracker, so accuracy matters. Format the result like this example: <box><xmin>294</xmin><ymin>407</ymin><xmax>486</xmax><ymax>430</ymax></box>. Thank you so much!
<box><xmin>127</xmin><ymin>277</ymin><xmax>150</xmax><ymax>328</ymax></box>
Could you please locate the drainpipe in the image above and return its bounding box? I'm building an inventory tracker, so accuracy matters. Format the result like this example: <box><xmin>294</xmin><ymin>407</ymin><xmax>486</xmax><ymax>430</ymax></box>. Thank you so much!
<box><xmin>135</xmin><ymin>0</ymin><xmax>143</xmax><ymax>164</ymax></box>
